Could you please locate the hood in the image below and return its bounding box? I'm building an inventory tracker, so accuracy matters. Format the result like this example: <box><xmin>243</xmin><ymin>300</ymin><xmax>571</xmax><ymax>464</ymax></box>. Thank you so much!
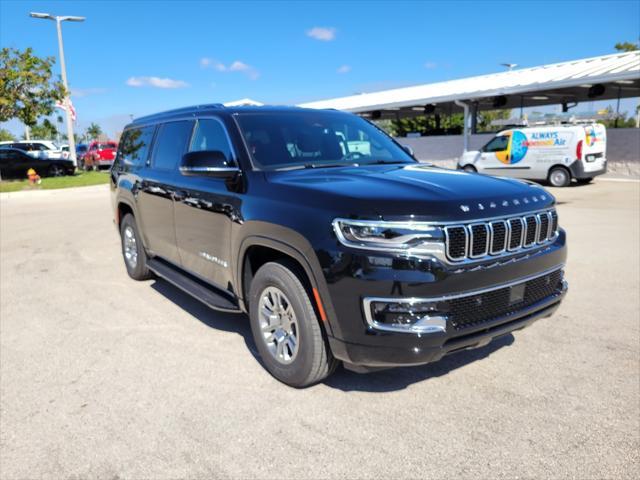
<box><xmin>265</xmin><ymin>164</ymin><xmax>555</xmax><ymax>221</ymax></box>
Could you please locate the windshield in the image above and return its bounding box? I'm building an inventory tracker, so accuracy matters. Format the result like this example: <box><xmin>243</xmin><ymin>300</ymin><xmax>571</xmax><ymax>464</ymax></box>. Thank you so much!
<box><xmin>235</xmin><ymin>111</ymin><xmax>415</xmax><ymax>170</ymax></box>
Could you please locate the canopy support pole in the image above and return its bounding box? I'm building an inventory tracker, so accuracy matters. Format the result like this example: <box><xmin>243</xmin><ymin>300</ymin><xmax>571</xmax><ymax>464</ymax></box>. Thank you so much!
<box><xmin>455</xmin><ymin>100</ymin><xmax>470</xmax><ymax>152</ymax></box>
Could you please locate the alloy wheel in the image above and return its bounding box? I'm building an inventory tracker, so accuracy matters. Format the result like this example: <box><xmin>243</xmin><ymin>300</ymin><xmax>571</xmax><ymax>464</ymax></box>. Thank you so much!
<box><xmin>258</xmin><ymin>286</ymin><xmax>299</xmax><ymax>364</ymax></box>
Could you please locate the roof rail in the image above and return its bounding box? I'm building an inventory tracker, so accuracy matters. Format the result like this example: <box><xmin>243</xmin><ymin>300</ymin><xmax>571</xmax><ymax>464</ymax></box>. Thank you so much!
<box><xmin>132</xmin><ymin>103</ymin><xmax>225</xmax><ymax>124</ymax></box>
<box><xmin>491</xmin><ymin>111</ymin><xmax>610</xmax><ymax>128</ymax></box>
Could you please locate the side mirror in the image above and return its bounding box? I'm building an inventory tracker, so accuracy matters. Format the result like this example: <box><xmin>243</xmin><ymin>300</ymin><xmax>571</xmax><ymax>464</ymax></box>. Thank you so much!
<box><xmin>402</xmin><ymin>144</ymin><xmax>415</xmax><ymax>157</ymax></box>
<box><xmin>180</xmin><ymin>150</ymin><xmax>239</xmax><ymax>177</ymax></box>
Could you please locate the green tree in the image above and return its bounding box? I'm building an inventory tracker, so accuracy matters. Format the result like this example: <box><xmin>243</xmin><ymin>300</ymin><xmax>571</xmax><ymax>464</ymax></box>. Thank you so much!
<box><xmin>86</xmin><ymin>123</ymin><xmax>102</xmax><ymax>141</ymax></box>
<box><xmin>614</xmin><ymin>41</ymin><xmax>639</xmax><ymax>52</ymax></box>
<box><xmin>0</xmin><ymin>128</ymin><xmax>16</xmax><ymax>142</ymax></box>
<box><xmin>477</xmin><ymin>109</ymin><xmax>513</xmax><ymax>132</ymax></box>
<box><xmin>0</xmin><ymin>47</ymin><xmax>66</xmax><ymax>128</ymax></box>
<box><xmin>22</xmin><ymin>119</ymin><xmax>58</xmax><ymax>139</ymax></box>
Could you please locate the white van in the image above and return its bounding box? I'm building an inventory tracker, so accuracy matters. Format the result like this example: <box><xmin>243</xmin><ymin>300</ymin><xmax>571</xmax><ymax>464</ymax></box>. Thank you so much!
<box><xmin>457</xmin><ymin>123</ymin><xmax>607</xmax><ymax>187</ymax></box>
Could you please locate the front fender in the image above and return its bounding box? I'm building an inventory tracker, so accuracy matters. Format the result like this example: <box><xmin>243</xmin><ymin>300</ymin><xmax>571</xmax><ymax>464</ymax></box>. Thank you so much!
<box><xmin>234</xmin><ymin>222</ymin><xmax>340</xmax><ymax>337</ymax></box>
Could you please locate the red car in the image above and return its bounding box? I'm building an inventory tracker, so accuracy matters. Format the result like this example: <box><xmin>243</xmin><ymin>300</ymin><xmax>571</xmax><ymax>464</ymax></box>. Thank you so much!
<box><xmin>81</xmin><ymin>141</ymin><xmax>118</xmax><ymax>170</ymax></box>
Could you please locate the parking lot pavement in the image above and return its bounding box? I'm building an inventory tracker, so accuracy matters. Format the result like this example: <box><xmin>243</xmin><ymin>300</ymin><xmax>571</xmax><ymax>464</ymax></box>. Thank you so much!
<box><xmin>1</xmin><ymin>180</ymin><xmax>638</xmax><ymax>479</ymax></box>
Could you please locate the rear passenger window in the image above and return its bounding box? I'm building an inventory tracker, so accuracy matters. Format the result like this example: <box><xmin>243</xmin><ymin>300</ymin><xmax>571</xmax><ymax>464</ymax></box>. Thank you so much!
<box><xmin>189</xmin><ymin>119</ymin><xmax>233</xmax><ymax>161</ymax></box>
<box><xmin>119</xmin><ymin>126</ymin><xmax>155</xmax><ymax>167</ymax></box>
<box><xmin>152</xmin><ymin>121</ymin><xmax>194</xmax><ymax>170</ymax></box>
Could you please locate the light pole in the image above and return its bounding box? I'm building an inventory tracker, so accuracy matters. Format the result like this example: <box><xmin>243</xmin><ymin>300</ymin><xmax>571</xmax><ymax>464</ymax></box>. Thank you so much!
<box><xmin>30</xmin><ymin>12</ymin><xmax>85</xmax><ymax>166</ymax></box>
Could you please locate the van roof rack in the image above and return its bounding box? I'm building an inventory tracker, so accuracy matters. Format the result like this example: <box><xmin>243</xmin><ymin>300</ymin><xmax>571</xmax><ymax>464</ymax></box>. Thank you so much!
<box><xmin>491</xmin><ymin>111</ymin><xmax>610</xmax><ymax>128</ymax></box>
<box><xmin>132</xmin><ymin>103</ymin><xmax>225</xmax><ymax>124</ymax></box>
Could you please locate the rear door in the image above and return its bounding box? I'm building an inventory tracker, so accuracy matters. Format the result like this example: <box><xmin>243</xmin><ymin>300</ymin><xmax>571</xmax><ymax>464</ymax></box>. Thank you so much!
<box><xmin>172</xmin><ymin>117</ymin><xmax>239</xmax><ymax>288</ymax></box>
<box><xmin>581</xmin><ymin>124</ymin><xmax>607</xmax><ymax>174</ymax></box>
<box><xmin>135</xmin><ymin>120</ymin><xmax>194</xmax><ymax>264</ymax></box>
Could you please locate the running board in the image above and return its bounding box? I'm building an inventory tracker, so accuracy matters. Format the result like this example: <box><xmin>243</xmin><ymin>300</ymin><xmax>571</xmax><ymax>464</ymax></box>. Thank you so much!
<box><xmin>147</xmin><ymin>258</ymin><xmax>240</xmax><ymax>313</ymax></box>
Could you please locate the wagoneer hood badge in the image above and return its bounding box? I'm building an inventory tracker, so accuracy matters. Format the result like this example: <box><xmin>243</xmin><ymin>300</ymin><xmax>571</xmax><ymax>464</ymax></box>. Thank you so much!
<box><xmin>460</xmin><ymin>194</ymin><xmax>547</xmax><ymax>213</ymax></box>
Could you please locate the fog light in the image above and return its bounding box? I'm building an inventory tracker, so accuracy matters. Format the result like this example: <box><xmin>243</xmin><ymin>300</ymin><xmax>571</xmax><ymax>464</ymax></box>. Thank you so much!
<box><xmin>366</xmin><ymin>300</ymin><xmax>449</xmax><ymax>334</ymax></box>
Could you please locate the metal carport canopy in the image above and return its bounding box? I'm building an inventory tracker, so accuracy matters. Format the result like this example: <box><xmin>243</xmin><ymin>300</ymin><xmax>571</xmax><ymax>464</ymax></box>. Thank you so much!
<box><xmin>298</xmin><ymin>51</ymin><xmax>640</xmax><ymax>115</ymax></box>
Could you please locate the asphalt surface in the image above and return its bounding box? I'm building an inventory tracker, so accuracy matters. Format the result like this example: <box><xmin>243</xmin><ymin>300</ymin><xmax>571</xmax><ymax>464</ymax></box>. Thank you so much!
<box><xmin>1</xmin><ymin>179</ymin><xmax>638</xmax><ymax>479</ymax></box>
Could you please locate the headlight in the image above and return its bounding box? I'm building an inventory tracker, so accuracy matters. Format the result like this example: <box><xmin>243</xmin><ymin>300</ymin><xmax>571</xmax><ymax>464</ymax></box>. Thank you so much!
<box><xmin>332</xmin><ymin>218</ymin><xmax>444</xmax><ymax>254</ymax></box>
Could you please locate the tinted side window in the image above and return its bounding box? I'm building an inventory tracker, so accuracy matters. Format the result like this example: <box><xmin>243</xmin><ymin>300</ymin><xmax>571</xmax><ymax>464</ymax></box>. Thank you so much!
<box><xmin>152</xmin><ymin>121</ymin><xmax>194</xmax><ymax>170</ymax></box>
<box><xmin>189</xmin><ymin>119</ymin><xmax>233</xmax><ymax>161</ymax></box>
<box><xmin>484</xmin><ymin>135</ymin><xmax>509</xmax><ymax>152</ymax></box>
<box><xmin>119</xmin><ymin>126</ymin><xmax>155</xmax><ymax>167</ymax></box>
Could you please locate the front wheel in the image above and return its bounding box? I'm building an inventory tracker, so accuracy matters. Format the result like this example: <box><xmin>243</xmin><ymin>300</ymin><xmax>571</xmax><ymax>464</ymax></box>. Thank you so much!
<box><xmin>548</xmin><ymin>166</ymin><xmax>571</xmax><ymax>187</ymax></box>
<box><xmin>249</xmin><ymin>261</ymin><xmax>337</xmax><ymax>387</ymax></box>
<box><xmin>120</xmin><ymin>214</ymin><xmax>152</xmax><ymax>280</ymax></box>
<box><xmin>462</xmin><ymin>164</ymin><xmax>477</xmax><ymax>173</ymax></box>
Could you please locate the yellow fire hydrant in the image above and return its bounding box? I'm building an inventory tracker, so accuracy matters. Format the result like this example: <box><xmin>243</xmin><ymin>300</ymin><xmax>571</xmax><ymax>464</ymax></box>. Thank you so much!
<box><xmin>27</xmin><ymin>168</ymin><xmax>41</xmax><ymax>185</ymax></box>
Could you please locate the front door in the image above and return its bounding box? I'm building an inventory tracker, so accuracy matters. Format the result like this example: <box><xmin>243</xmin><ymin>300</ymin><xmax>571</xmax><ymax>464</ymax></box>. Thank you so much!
<box><xmin>478</xmin><ymin>131</ymin><xmax>531</xmax><ymax>178</ymax></box>
<box><xmin>136</xmin><ymin>120</ymin><xmax>194</xmax><ymax>265</ymax></box>
<box><xmin>173</xmin><ymin>117</ymin><xmax>240</xmax><ymax>290</ymax></box>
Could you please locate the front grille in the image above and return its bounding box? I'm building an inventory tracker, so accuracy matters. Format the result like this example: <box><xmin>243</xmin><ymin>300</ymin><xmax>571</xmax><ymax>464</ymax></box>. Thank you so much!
<box><xmin>490</xmin><ymin>221</ymin><xmax>507</xmax><ymax>254</ymax></box>
<box><xmin>445</xmin><ymin>226</ymin><xmax>467</xmax><ymax>260</ymax></box>
<box><xmin>448</xmin><ymin>269</ymin><xmax>564</xmax><ymax>331</ymax></box>
<box><xmin>524</xmin><ymin>215</ymin><xmax>538</xmax><ymax>246</ymax></box>
<box><xmin>538</xmin><ymin>212</ymin><xmax>550</xmax><ymax>243</ymax></box>
<box><xmin>509</xmin><ymin>218</ymin><xmax>523</xmax><ymax>250</ymax></box>
<box><xmin>550</xmin><ymin>210</ymin><xmax>558</xmax><ymax>234</ymax></box>
<box><xmin>445</xmin><ymin>209</ymin><xmax>558</xmax><ymax>262</ymax></box>
<box><xmin>469</xmin><ymin>224</ymin><xmax>489</xmax><ymax>257</ymax></box>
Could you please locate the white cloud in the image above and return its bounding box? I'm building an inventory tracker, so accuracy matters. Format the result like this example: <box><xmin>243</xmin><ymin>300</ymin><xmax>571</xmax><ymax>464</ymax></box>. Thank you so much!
<box><xmin>424</xmin><ymin>61</ymin><xmax>437</xmax><ymax>69</ymax></box>
<box><xmin>202</xmin><ymin>59</ymin><xmax>259</xmax><ymax>80</ymax></box>
<box><xmin>126</xmin><ymin>76</ymin><xmax>189</xmax><ymax>88</ymax></box>
<box><xmin>306</xmin><ymin>27</ymin><xmax>336</xmax><ymax>41</ymax></box>
<box><xmin>337</xmin><ymin>65</ymin><xmax>351</xmax><ymax>74</ymax></box>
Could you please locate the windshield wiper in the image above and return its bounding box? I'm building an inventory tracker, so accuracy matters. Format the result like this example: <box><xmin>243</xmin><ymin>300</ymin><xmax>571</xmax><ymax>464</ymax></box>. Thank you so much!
<box><xmin>362</xmin><ymin>160</ymin><xmax>410</xmax><ymax>165</ymax></box>
<box><xmin>304</xmin><ymin>163</ymin><xmax>358</xmax><ymax>169</ymax></box>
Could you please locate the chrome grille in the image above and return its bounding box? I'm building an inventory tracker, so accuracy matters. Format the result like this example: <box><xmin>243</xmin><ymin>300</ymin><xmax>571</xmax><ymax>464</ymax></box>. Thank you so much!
<box><xmin>524</xmin><ymin>215</ymin><xmax>538</xmax><ymax>247</ymax></box>
<box><xmin>469</xmin><ymin>224</ymin><xmax>489</xmax><ymax>258</ymax></box>
<box><xmin>445</xmin><ymin>209</ymin><xmax>559</xmax><ymax>262</ymax></box>
<box><xmin>445</xmin><ymin>226</ymin><xmax>467</xmax><ymax>260</ymax></box>
<box><xmin>508</xmin><ymin>218</ymin><xmax>524</xmax><ymax>250</ymax></box>
<box><xmin>490</xmin><ymin>221</ymin><xmax>507</xmax><ymax>254</ymax></box>
<box><xmin>538</xmin><ymin>212</ymin><xmax>550</xmax><ymax>243</ymax></box>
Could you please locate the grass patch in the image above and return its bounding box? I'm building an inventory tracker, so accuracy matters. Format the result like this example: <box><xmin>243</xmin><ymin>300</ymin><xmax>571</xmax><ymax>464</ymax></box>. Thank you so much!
<box><xmin>0</xmin><ymin>171</ymin><xmax>110</xmax><ymax>193</ymax></box>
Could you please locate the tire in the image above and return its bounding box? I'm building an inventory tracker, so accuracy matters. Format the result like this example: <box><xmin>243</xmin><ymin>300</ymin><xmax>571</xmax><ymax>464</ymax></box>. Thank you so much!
<box><xmin>462</xmin><ymin>165</ymin><xmax>477</xmax><ymax>173</ymax></box>
<box><xmin>119</xmin><ymin>214</ymin><xmax>152</xmax><ymax>281</ymax></box>
<box><xmin>47</xmin><ymin>164</ymin><xmax>64</xmax><ymax>177</ymax></box>
<box><xmin>548</xmin><ymin>166</ymin><xmax>571</xmax><ymax>187</ymax></box>
<box><xmin>249</xmin><ymin>261</ymin><xmax>337</xmax><ymax>387</ymax></box>
<box><xmin>577</xmin><ymin>177</ymin><xmax>593</xmax><ymax>185</ymax></box>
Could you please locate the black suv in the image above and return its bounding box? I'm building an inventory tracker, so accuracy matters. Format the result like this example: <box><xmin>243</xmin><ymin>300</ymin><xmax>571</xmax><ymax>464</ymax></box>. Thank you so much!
<box><xmin>110</xmin><ymin>105</ymin><xmax>567</xmax><ymax>387</ymax></box>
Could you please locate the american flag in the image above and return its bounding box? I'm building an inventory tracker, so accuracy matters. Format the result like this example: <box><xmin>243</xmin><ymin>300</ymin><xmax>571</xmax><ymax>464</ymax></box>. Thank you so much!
<box><xmin>55</xmin><ymin>98</ymin><xmax>77</xmax><ymax>122</ymax></box>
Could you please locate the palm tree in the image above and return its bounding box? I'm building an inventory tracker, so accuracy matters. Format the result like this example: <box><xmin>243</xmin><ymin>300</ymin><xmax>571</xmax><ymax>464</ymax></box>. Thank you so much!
<box><xmin>86</xmin><ymin>123</ymin><xmax>103</xmax><ymax>141</ymax></box>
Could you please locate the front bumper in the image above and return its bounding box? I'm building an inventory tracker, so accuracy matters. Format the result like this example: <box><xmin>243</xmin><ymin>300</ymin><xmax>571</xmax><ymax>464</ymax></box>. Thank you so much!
<box><xmin>322</xmin><ymin>230</ymin><xmax>568</xmax><ymax>367</ymax></box>
<box><xmin>329</xmin><ymin>277</ymin><xmax>567</xmax><ymax>368</ymax></box>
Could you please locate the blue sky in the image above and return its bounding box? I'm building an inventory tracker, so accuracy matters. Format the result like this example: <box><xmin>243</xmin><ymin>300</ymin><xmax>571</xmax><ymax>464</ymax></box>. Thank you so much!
<box><xmin>1</xmin><ymin>0</ymin><xmax>639</xmax><ymax>137</ymax></box>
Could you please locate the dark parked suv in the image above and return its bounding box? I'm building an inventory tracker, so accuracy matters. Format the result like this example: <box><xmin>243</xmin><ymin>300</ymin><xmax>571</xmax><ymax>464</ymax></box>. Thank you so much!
<box><xmin>110</xmin><ymin>104</ymin><xmax>568</xmax><ymax>387</ymax></box>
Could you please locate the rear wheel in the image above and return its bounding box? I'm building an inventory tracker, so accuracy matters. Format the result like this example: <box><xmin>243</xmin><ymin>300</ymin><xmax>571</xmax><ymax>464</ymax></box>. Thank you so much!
<box><xmin>47</xmin><ymin>164</ymin><xmax>65</xmax><ymax>177</ymax></box>
<box><xmin>120</xmin><ymin>214</ymin><xmax>152</xmax><ymax>280</ymax></box>
<box><xmin>577</xmin><ymin>177</ymin><xmax>593</xmax><ymax>185</ymax></box>
<box><xmin>249</xmin><ymin>261</ymin><xmax>337</xmax><ymax>387</ymax></box>
<box><xmin>462</xmin><ymin>165</ymin><xmax>477</xmax><ymax>173</ymax></box>
<box><xmin>548</xmin><ymin>166</ymin><xmax>571</xmax><ymax>187</ymax></box>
